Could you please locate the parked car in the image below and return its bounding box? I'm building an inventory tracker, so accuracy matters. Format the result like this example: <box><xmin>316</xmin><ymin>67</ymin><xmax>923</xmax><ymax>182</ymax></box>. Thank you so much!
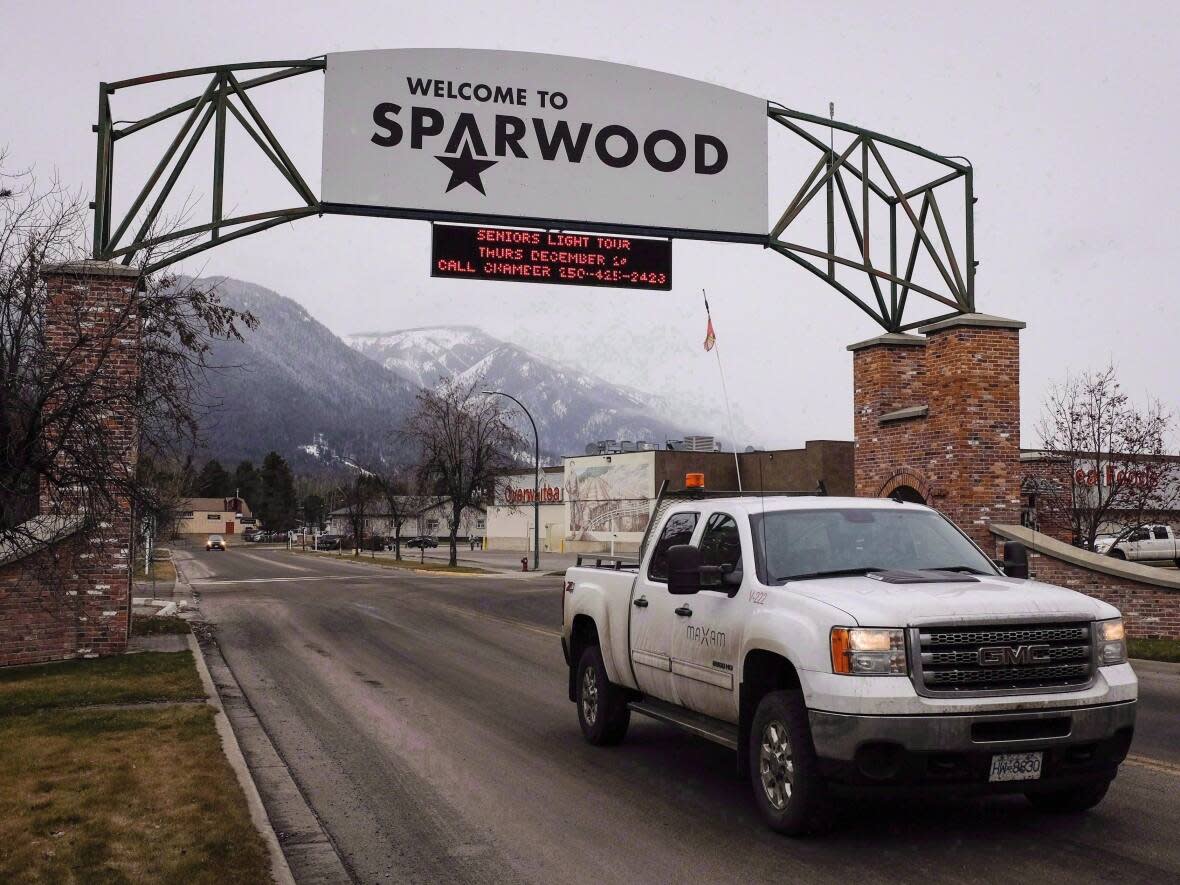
<box><xmin>205</xmin><ymin>535</ymin><xmax>225</xmax><ymax>551</ymax></box>
<box><xmin>1096</xmin><ymin>524</ymin><xmax>1180</xmax><ymax>565</ymax></box>
<box><xmin>563</xmin><ymin>487</ymin><xmax>1136</xmax><ymax>835</ymax></box>
<box><xmin>406</xmin><ymin>536</ymin><xmax>439</xmax><ymax>549</ymax></box>
<box><xmin>316</xmin><ymin>534</ymin><xmax>341</xmax><ymax>550</ymax></box>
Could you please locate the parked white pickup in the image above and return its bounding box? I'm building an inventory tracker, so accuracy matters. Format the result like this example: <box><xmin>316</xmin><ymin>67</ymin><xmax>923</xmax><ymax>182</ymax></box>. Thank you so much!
<box><xmin>1096</xmin><ymin>524</ymin><xmax>1180</xmax><ymax>565</ymax></box>
<box><xmin>561</xmin><ymin>491</ymin><xmax>1138</xmax><ymax>835</ymax></box>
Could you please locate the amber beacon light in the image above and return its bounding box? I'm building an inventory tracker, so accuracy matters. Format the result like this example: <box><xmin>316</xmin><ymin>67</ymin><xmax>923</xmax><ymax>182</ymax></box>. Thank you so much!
<box><xmin>685</xmin><ymin>473</ymin><xmax>706</xmax><ymax>489</ymax></box>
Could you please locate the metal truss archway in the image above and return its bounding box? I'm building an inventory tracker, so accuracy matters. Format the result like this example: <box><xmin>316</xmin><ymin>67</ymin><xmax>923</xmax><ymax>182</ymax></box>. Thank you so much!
<box><xmin>92</xmin><ymin>58</ymin><xmax>975</xmax><ymax>332</ymax></box>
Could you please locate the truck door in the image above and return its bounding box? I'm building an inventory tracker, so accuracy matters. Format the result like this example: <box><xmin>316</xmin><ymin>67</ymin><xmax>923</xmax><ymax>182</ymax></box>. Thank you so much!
<box><xmin>1125</xmin><ymin>527</ymin><xmax>1150</xmax><ymax>560</ymax></box>
<box><xmin>670</xmin><ymin>511</ymin><xmax>746</xmax><ymax>723</ymax></box>
<box><xmin>629</xmin><ymin>511</ymin><xmax>699</xmax><ymax>703</ymax></box>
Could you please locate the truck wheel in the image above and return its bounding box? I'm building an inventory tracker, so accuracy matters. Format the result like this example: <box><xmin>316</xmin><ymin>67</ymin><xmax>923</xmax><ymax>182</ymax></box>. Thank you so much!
<box><xmin>1026</xmin><ymin>778</ymin><xmax>1110</xmax><ymax>813</ymax></box>
<box><xmin>576</xmin><ymin>645</ymin><xmax>630</xmax><ymax>746</ymax></box>
<box><xmin>749</xmin><ymin>690</ymin><xmax>829</xmax><ymax>835</ymax></box>
<box><xmin>1109</xmin><ymin>549</ymin><xmax>1126</xmax><ymax>560</ymax></box>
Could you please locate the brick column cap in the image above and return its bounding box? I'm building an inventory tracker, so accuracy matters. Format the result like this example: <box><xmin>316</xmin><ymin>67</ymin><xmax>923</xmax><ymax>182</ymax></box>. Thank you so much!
<box><xmin>846</xmin><ymin>332</ymin><xmax>926</xmax><ymax>352</ymax></box>
<box><xmin>918</xmin><ymin>312</ymin><xmax>1026</xmax><ymax>334</ymax></box>
<box><xmin>40</xmin><ymin>259</ymin><xmax>142</xmax><ymax>280</ymax></box>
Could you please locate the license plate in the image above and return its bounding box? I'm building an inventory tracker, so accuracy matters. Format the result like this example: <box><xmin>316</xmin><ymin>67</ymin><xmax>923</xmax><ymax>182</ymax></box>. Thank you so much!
<box><xmin>988</xmin><ymin>751</ymin><xmax>1043</xmax><ymax>782</ymax></box>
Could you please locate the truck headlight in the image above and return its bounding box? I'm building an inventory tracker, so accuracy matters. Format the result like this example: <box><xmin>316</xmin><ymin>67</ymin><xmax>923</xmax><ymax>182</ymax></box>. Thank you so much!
<box><xmin>831</xmin><ymin>627</ymin><xmax>907</xmax><ymax>676</ymax></box>
<box><xmin>1096</xmin><ymin>618</ymin><xmax>1127</xmax><ymax>666</ymax></box>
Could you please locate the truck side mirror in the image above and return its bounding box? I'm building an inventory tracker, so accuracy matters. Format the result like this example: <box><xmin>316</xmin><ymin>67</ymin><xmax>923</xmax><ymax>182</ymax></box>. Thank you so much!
<box><xmin>1002</xmin><ymin>541</ymin><xmax>1029</xmax><ymax>579</ymax></box>
<box><xmin>667</xmin><ymin>544</ymin><xmax>702</xmax><ymax>595</ymax></box>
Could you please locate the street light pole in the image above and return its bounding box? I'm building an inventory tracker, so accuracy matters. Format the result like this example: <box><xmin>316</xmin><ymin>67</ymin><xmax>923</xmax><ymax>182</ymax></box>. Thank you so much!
<box><xmin>483</xmin><ymin>389</ymin><xmax>540</xmax><ymax>572</ymax></box>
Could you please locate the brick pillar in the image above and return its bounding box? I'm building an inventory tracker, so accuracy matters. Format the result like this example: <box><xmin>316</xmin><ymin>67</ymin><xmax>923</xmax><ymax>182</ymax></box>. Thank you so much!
<box><xmin>849</xmin><ymin>314</ymin><xmax>1025</xmax><ymax>555</ymax></box>
<box><xmin>39</xmin><ymin>259</ymin><xmax>142</xmax><ymax>658</ymax></box>
<box><xmin>848</xmin><ymin>333</ymin><xmax>929</xmax><ymax>498</ymax></box>
<box><xmin>921</xmin><ymin>314</ymin><xmax>1024</xmax><ymax>551</ymax></box>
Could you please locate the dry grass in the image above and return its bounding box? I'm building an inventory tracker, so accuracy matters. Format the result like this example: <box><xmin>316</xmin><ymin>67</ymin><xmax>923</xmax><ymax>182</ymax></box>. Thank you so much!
<box><xmin>133</xmin><ymin>554</ymin><xmax>177</xmax><ymax>584</ymax></box>
<box><xmin>0</xmin><ymin>652</ymin><xmax>203</xmax><ymax>716</ymax></box>
<box><xmin>0</xmin><ymin>705</ymin><xmax>271</xmax><ymax>883</ymax></box>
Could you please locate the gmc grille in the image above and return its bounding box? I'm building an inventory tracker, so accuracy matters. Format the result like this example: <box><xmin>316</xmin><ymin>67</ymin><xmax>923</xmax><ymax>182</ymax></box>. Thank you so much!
<box><xmin>913</xmin><ymin>622</ymin><xmax>1094</xmax><ymax>696</ymax></box>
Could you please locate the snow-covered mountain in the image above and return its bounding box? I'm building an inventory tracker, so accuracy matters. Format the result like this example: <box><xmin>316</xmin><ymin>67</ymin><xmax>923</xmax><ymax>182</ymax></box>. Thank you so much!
<box><xmin>346</xmin><ymin>326</ymin><xmax>686</xmax><ymax>459</ymax></box>
<box><xmin>183</xmin><ymin>277</ymin><xmax>419</xmax><ymax>474</ymax></box>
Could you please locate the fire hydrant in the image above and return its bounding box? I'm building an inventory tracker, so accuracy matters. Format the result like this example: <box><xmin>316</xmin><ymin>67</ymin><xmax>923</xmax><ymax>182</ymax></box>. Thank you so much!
<box><xmin>521</xmin><ymin>556</ymin><xmax>529</xmax><ymax>572</ymax></box>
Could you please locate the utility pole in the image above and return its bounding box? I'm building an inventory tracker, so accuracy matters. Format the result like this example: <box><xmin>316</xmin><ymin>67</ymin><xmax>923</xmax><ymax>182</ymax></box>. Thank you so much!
<box><xmin>483</xmin><ymin>389</ymin><xmax>540</xmax><ymax>571</ymax></box>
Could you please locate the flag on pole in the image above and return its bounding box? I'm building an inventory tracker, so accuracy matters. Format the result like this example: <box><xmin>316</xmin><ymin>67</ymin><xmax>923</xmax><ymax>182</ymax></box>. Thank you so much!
<box><xmin>702</xmin><ymin>290</ymin><xmax>716</xmax><ymax>351</ymax></box>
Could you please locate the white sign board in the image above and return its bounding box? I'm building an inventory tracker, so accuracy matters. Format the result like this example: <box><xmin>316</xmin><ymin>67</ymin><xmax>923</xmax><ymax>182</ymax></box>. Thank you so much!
<box><xmin>322</xmin><ymin>49</ymin><xmax>768</xmax><ymax>238</ymax></box>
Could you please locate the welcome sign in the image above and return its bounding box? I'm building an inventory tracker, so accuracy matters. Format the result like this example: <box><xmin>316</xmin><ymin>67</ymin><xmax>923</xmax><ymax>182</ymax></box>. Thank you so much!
<box><xmin>322</xmin><ymin>49</ymin><xmax>768</xmax><ymax>238</ymax></box>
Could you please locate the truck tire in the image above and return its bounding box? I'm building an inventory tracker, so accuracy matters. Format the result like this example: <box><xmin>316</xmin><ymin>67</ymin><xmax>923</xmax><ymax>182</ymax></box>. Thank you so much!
<box><xmin>1109</xmin><ymin>549</ymin><xmax>1126</xmax><ymax>560</ymax></box>
<box><xmin>1025</xmin><ymin>778</ymin><xmax>1110</xmax><ymax>813</ymax></box>
<box><xmin>576</xmin><ymin>645</ymin><xmax>630</xmax><ymax>746</ymax></box>
<box><xmin>749</xmin><ymin>690</ymin><xmax>829</xmax><ymax>835</ymax></box>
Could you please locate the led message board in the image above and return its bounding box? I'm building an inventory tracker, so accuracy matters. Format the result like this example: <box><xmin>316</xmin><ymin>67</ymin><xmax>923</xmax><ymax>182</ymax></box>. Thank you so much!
<box><xmin>323</xmin><ymin>49</ymin><xmax>768</xmax><ymax>239</ymax></box>
<box><xmin>431</xmin><ymin>224</ymin><xmax>671</xmax><ymax>290</ymax></box>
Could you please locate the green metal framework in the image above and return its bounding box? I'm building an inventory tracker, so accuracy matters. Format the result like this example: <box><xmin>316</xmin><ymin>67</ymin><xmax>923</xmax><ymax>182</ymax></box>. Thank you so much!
<box><xmin>92</xmin><ymin>58</ymin><xmax>975</xmax><ymax>331</ymax></box>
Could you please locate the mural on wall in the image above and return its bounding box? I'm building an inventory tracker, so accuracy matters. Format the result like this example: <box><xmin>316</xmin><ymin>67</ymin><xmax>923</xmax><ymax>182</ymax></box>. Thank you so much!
<box><xmin>565</xmin><ymin>459</ymin><xmax>654</xmax><ymax>540</ymax></box>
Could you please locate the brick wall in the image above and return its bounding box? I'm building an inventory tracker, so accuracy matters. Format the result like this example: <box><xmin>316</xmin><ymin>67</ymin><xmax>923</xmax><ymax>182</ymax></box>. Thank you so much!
<box><xmin>0</xmin><ymin>529</ymin><xmax>131</xmax><ymax>666</ymax></box>
<box><xmin>992</xmin><ymin>526</ymin><xmax>1180</xmax><ymax>640</ymax></box>
<box><xmin>850</xmin><ymin>316</ymin><xmax>1025</xmax><ymax>553</ymax></box>
<box><xmin>0</xmin><ymin>261</ymin><xmax>141</xmax><ymax>668</ymax></box>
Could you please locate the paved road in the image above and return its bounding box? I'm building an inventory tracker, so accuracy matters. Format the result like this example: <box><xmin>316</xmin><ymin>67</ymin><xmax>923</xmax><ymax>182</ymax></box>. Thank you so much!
<box><xmin>178</xmin><ymin>546</ymin><xmax>1180</xmax><ymax>884</ymax></box>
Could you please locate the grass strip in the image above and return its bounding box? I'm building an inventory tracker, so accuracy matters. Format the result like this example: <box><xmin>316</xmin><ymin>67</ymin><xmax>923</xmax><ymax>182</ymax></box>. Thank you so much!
<box><xmin>131</xmin><ymin>616</ymin><xmax>193</xmax><ymax>637</ymax></box>
<box><xmin>1129</xmin><ymin>637</ymin><xmax>1180</xmax><ymax>663</ymax></box>
<box><xmin>0</xmin><ymin>651</ymin><xmax>203</xmax><ymax>716</ymax></box>
<box><xmin>0</xmin><ymin>705</ymin><xmax>270</xmax><ymax>883</ymax></box>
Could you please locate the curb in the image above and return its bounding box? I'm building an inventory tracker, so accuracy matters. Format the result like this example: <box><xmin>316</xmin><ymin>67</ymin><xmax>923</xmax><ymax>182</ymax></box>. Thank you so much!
<box><xmin>192</xmin><ymin>629</ymin><xmax>354</xmax><ymax>884</ymax></box>
<box><xmin>188</xmin><ymin>633</ymin><xmax>297</xmax><ymax>885</ymax></box>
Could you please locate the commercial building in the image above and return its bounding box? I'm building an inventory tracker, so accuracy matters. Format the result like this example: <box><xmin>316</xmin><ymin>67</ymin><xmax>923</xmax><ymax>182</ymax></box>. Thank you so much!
<box><xmin>325</xmin><ymin>499</ymin><xmax>485</xmax><ymax>541</ymax></box>
<box><xmin>485</xmin><ymin>440</ymin><xmax>853</xmax><ymax>554</ymax></box>
<box><xmin>175</xmin><ymin>497</ymin><xmax>255</xmax><ymax>539</ymax></box>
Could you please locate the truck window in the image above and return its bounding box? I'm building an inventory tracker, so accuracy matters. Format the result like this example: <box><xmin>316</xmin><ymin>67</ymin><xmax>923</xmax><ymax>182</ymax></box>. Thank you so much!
<box><xmin>647</xmin><ymin>512</ymin><xmax>699</xmax><ymax>583</ymax></box>
<box><xmin>1154</xmin><ymin>526</ymin><xmax>1169</xmax><ymax>540</ymax></box>
<box><xmin>1128</xmin><ymin>529</ymin><xmax>1149</xmax><ymax>542</ymax></box>
<box><xmin>699</xmin><ymin>513</ymin><xmax>741</xmax><ymax>592</ymax></box>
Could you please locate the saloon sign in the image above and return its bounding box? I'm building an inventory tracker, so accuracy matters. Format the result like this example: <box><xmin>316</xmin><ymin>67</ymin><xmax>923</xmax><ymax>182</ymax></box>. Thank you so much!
<box><xmin>321</xmin><ymin>49</ymin><xmax>768</xmax><ymax>238</ymax></box>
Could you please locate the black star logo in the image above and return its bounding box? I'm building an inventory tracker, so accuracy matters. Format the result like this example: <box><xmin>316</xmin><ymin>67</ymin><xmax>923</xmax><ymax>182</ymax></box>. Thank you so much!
<box><xmin>435</xmin><ymin>142</ymin><xmax>498</xmax><ymax>195</ymax></box>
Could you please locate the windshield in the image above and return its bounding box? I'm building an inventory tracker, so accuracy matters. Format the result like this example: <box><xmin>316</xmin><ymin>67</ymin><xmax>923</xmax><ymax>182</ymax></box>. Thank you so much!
<box><xmin>750</xmin><ymin>507</ymin><xmax>997</xmax><ymax>584</ymax></box>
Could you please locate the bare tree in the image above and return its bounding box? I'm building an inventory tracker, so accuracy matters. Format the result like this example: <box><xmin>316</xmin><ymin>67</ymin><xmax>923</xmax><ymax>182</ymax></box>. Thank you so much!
<box><xmin>374</xmin><ymin>470</ymin><xmax>427</xmax><ymax>560</ymax></box>
<box><xmin>337</xmin><ymin>474</ymin><xmax>380</xmax><ymax>556</ymax></box>
<box><xmin>0</xmin><ymin>159</ymin><xmax>255</xmax><ymax>561</ymax></box>
<box><xmin>1036</xmin><ymin>365</ymin><xmax>1179</xmax><ymax>550</ymax></box>
<box><xmin>402</xmin><ymin>378</ymin><xmax>521</xmax><ymax>566</ymax></box>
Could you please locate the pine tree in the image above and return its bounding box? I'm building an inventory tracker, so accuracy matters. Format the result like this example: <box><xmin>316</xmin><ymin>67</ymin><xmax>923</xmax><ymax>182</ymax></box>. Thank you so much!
<box><xmin>259</xmin><ymin>451</ymin><xmax>297</xmax><ymax>531</ymax></box>
<box><xmin>194</xmin><ymin>459</ymin><xmax>231</xmax><ymax>497</ymax></box>
<box><xmin>233</xmin><ymin>461</ymin><xmax>261</xmax><ymax>512</ymax></box>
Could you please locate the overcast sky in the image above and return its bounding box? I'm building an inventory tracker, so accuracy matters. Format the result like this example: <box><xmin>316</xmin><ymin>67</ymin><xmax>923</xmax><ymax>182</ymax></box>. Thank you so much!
<box><xmin>5</xmin><ymin>1</ymin><xmax>1178</xmax><ymax>450</ymax></box>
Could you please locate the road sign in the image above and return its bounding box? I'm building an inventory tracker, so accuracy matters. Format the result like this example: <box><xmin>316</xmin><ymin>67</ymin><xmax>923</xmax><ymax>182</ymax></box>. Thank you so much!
<box><xmin>431</xmin><ymin>223</ymin><xmax>671</xmax><ymax>290</ymax></box>
<box><xmin>323</xmin><ymin>49</ymin><xmax>768</xmax><ymax>239</ymax></box>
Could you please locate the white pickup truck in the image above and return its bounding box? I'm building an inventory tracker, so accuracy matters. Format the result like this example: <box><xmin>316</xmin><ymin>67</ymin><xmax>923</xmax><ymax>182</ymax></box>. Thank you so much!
<box><xmin>561</xmin><ymin>488</ymin><xmax>1137</xmax><ymax>835</ymax></box>
<box><xmin>1096</xmin><ymin>524</ymin><xmax>1180</xmax><ymax>565</ymax></box>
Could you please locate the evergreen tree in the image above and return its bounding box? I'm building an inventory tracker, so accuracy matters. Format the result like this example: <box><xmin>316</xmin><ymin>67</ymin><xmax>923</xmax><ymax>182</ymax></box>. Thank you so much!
<box><xmin>233</xmin><ymin>461</ymin><xmax>261</xmax><ymax>511</ymax></box>
<box><xmin>258</xmin><ymin>451</ymin><xmax>297</xmax><ymax>531</ymax></box>
<box><xmin>302</xmin><ymin>493</ymin><xmax>326</xmax><ymax>531</ymax></box>
<box><xmin>194</xmin><ymin>459</ymin><xmax>231</xmax><ymax>498</ymax></box>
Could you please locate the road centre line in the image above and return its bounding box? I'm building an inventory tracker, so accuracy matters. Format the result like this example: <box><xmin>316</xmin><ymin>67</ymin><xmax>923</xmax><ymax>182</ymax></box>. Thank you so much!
<box><xmin>1125</xmin><ymin>754</ymin><xmax>1180</xmax><ymax>778</ymax></box>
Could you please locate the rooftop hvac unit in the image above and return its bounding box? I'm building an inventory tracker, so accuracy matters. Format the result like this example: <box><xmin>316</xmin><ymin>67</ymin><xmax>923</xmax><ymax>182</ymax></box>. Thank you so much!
<box><xmin>684</xmin><ymin>435</ymin><xmax>717</xmax><ymax>452</ymax></box>
<box><xmin>604</xmin><ymin>439</ymin><xmax>617</xmax><ymax>453</ymax></box>
<box><xmin>620</xmin><ymin>440</ymin><xmax>635</xmax><ymax>452</ymax></box>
